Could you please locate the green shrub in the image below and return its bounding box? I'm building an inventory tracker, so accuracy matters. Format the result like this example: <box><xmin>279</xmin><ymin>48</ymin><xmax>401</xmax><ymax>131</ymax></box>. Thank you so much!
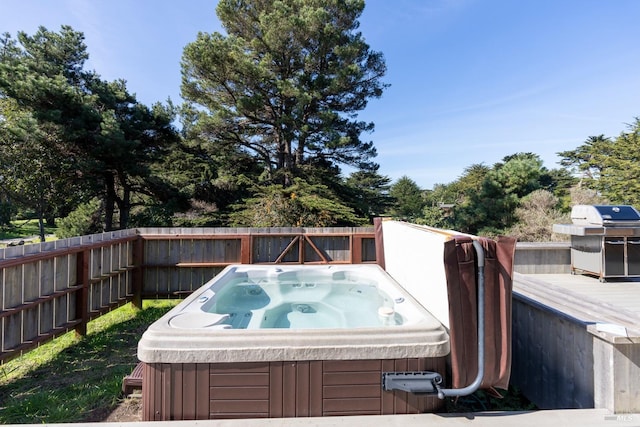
<box><xmin>57</xmin><ymin>199</ymin><xmax>104</xmax><ymax>238</ymax></box>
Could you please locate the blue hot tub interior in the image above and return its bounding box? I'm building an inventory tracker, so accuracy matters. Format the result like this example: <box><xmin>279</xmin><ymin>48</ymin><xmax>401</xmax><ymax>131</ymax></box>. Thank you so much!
<box><xmin>201</xmin><ymin>269</ymin><xmax>402</xmax><ymax>329</ymax></box>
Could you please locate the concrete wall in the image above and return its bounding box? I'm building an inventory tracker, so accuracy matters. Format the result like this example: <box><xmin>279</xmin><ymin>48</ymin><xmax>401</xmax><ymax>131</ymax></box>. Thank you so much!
<box><xmin>590</xmin><ymin>327</ymin><xmax>640</xmax><ymax>413</ymax></box>
<box><xmin>513</xmin><ymin>242</ymin><xmax>571</xmax><ymax>274</ymax></box>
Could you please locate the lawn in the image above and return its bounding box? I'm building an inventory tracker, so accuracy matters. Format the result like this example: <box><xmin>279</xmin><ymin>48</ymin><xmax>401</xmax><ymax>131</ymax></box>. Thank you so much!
<box><xmin>0</xmin><ymin>219</ymin><xmax>58</xmax><ymax>242</ymax></box>
<box><xmin>0</xmin><ymin>300</ymin><xmax>178</xmax><ymax>424</ymax></box>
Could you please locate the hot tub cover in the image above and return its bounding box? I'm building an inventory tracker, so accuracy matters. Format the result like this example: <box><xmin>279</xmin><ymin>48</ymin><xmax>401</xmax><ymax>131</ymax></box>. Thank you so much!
<box><xmin>443</xmin><ymin>235</ymin><xmax>516</xmax><ymax>393</ymax></box>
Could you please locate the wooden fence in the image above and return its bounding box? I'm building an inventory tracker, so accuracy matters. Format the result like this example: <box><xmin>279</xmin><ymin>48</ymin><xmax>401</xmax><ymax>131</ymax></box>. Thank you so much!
<box><xmin>0</xmin><ymin>227</ymin><xmax>377</xmax><ymax>364</ymax></box>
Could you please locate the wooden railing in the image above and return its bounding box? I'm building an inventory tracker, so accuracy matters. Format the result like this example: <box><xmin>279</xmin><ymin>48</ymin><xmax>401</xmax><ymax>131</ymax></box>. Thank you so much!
<box><xmin>0</xmin><ymin>227</ymin><xmax>377</xmax><ymax>363</ymax></box>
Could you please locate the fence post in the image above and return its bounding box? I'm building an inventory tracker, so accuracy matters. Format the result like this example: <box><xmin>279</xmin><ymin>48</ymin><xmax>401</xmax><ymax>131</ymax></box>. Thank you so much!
<box><xmin>351</xmin><ymin>234</ymin><xmax>362</xmax><ymax>264</ymax></box>
<box><xmin>132</xmin><ymin>236</ymin><xmax>144</xmax><ymax>309</ymax></box>
<box><xmin>75</xmin><ymin>249</ymin><xmax>90</xmax><ymax>336</ymax></box>
<box><xmin>240</xmin><ymin>235</ymin><xmax>251</xmax><ymax>264</ymax></box>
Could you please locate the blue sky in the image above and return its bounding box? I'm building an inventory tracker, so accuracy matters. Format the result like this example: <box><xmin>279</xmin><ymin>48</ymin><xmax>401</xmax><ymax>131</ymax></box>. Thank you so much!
<box><xmin>2</xmin><ymin>0</ymin><xmax>640</xmax><ymax>189</ymax></box>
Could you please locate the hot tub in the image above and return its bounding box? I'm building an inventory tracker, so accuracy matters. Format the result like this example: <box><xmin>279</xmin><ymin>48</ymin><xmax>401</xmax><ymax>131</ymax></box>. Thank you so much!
<box><xmin>138</xmin><ymin>264</ymin><xmax>449</xmax><ymax>420</ymax></box>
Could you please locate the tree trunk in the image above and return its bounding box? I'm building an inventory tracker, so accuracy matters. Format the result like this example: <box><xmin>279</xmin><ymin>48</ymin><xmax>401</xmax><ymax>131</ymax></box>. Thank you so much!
<box><xmin>282</xmin><ymin>134</ymin><xmax>294</xmax><ymax>187</ymax></box>
<box><xmin>104</xmin><ymin>172</ymin><xmax>116</xmax><ymax>231</ymax></box>
<box><xmin>38</xmin><ymin>216</ymin><xmax>46</xmax><ymax>242</ymax></box>
<box><xmin>117</xmin><ymin>185</ymin><xmax>131</xmax><ymax>230</ymax></box>
<box><xmin>45</xmin><ymin>215</ymin><xmax>56</xmax><ymax>227</ymax></box>
<box><xmin>296</xmin><ymin>133</ymin><xmax>305</xmax><ymax>166</ymax></box>
<box><xmin>36</xmin><ymin>195</ymin><xmax>46</xmax><ymax>242</ymax></box>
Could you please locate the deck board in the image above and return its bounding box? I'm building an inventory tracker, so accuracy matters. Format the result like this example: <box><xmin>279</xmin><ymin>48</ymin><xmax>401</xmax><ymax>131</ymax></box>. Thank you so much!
<box><xmin>515</xmin><ymin>273</ymin><xmax>640</xmax><ymax>332</ymax></box>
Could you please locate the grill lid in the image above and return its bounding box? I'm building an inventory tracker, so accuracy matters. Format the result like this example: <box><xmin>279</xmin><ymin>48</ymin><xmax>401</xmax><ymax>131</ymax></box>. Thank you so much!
<box><xmin>571</xmin><ymin>205</ymin><xmax>640</xmax><ymax>226</ymax></box>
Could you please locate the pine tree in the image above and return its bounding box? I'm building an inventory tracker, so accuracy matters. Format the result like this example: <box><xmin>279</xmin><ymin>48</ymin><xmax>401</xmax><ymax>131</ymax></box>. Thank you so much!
<box><xmin>181</xmin><ymin>0</ymin><xmax>388</xmax><ymax>187</ymax></box>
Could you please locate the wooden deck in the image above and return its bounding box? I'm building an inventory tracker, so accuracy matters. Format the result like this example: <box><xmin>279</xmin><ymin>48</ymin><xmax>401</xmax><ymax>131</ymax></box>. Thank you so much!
<box><xmin>514</xmin><ymin>272</ymin><xmax>640</xmax><ymax>333</ymax></box>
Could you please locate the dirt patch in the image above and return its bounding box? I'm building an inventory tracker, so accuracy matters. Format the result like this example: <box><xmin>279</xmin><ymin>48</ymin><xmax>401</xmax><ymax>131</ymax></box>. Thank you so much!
<box><xmin>104</xmin><ymin>396</ymin><xmax>142</xmax><ymax>422</ymax></box>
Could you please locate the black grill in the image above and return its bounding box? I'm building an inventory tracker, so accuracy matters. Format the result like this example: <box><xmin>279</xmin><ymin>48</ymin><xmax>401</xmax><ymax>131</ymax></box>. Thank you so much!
<box><xmin>554</xmin><ymin>205</ymin><xmax>640</xmax><ymax>281</ymax></box>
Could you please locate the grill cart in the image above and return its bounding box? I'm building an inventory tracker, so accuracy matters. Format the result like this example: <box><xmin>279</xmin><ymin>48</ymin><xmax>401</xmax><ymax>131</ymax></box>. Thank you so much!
<box><xmin>553</xmin><ymin>205</ymin><xmax>640</xmax><ymax>281</ymax></box>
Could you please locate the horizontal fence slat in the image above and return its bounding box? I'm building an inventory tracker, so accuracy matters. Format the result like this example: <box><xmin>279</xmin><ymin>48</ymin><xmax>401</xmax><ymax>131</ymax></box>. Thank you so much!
<box><xmin>0</xmin><ymin>285</ymin><xmax>83</xmax><ymax>320</ymax></box>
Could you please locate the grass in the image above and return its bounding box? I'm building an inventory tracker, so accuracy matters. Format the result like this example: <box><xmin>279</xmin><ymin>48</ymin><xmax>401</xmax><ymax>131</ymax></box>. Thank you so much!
<box><xmin>0</xmin><ymin>219</ymin><xmax>58</xmax><ymax>242</ymax></box>
<box><xmin>0</xmin><ymin>300</ymin><xmax>179</xmax><ymax>424</ymax></box>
